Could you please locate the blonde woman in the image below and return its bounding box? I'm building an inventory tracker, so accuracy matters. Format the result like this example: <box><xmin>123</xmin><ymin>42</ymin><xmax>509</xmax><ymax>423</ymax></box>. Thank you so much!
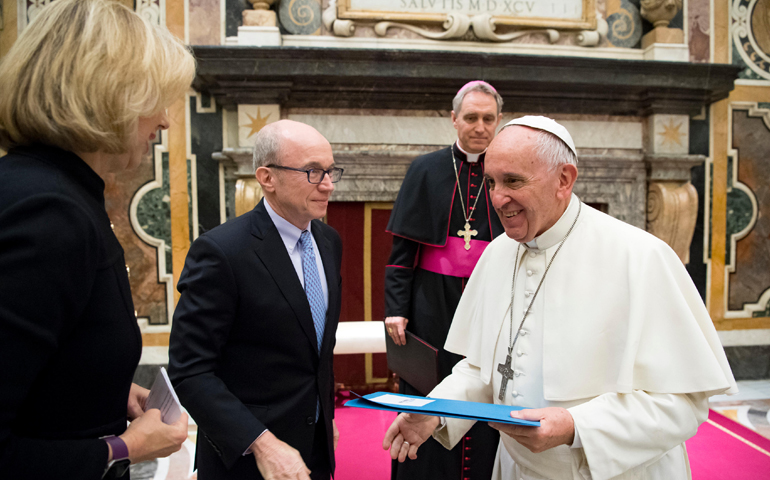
<box><xmin>0</xmin><ymin>0</ymin><xmax>196</xmax><ymax>478</ymax></box>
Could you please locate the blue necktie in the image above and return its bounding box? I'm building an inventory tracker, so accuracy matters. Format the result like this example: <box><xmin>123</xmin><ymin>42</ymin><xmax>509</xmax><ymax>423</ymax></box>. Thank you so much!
<box><xmin>298</xmin><ymin>230</ymin><xmax>326</xmax><ymax>352</ymax></box>
<box><xmin>299</xmin><ymin>231</ymin><xmax>326</xmax><ymax>422</ymax></box>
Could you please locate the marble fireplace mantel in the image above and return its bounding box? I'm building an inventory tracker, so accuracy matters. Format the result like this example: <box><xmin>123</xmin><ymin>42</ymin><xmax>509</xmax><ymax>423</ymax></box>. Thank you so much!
<box><xmin>192</xmin><ymin>46</ymin><xmax>740</xmax><ymax>116</ymax></box>
<box><xmin>215</xmin><ymin>147</ymin><xmax>704</xmax><ymax>232</ymax></box>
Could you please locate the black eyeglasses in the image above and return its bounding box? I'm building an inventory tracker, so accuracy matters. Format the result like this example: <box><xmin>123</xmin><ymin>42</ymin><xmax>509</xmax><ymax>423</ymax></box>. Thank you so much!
<box><xmin>266</xmin><ymin>165</ymin><xmax>344</xmax><ymax>184</ymax></box>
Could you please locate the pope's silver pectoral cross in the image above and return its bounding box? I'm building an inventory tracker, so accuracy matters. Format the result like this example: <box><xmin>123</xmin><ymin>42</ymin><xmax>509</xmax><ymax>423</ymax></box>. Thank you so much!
<box><xmin>457</xmin><ymin>222</ymin><xmax>478</xmax><ymax>250</ymax></box>
<box><xmin>497</xmin><ymin>354</ymin><xmax>515</xmax><ymax>401</ymax></box>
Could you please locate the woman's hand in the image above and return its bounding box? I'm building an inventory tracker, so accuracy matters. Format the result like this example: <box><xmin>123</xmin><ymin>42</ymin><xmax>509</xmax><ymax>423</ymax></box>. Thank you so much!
<box><xmin>127</xmin><ymin>383</ymin><xmax>149</xmax><ymax>421</ymax></box>
<box><xmin>120</xmin><ymin>409</ymin><xmax>188</xmax><ymax>464</ymax></box>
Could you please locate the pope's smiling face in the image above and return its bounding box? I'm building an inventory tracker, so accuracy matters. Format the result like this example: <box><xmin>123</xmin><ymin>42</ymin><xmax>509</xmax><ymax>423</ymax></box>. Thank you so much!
<box><xmin>484</xmin><ymin>126</ymin><xmax>574</xmax><ymax>243</ymax></box>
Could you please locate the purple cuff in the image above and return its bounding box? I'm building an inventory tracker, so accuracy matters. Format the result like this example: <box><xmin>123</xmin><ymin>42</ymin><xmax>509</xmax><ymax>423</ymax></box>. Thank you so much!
<box><xmin>102</xmin><ymin>435</ymin><xmax>129</xmax><ymax>461</ymax></box>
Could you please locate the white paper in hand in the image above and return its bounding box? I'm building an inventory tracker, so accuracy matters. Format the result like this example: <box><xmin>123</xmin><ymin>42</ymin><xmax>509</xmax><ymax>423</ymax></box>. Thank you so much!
<box><xmin>370</xmin><ymin>394</ymin><xmax>435</xmax><ymax>408</ymax></box>
<box><xmin>145</xmin><ymin>367</ymin><xmax>182</xmax><ymax>424</ymax></box>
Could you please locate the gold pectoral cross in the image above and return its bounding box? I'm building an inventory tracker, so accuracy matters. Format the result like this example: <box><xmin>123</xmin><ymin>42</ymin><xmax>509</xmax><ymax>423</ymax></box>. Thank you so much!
<box><xmin>457</xmin><ymin>222</ymin><xmax>478</xmax><ymax>250</ymax></box>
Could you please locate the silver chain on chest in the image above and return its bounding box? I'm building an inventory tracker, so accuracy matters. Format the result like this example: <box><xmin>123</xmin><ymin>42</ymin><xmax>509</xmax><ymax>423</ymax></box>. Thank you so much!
<box><xmin>497</xmin><ymin>201</ymin><xmax>582</xmax><ymax>401</ymax></box>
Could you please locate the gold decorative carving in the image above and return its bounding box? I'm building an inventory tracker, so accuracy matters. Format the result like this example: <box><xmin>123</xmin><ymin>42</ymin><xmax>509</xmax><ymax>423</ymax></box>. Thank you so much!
<box><xmin>646</xmin><ymin>181</ymin><xmax>698</xmax><ymax>264</ymax></box>
<box><xmin>235</xmin><ymin>177</ymin><xmax>264</xmax><ymax>217</ymax></box>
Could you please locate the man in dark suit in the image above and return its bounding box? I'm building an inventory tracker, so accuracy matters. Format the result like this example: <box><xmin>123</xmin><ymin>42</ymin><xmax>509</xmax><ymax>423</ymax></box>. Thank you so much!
<box><xmin>169</xmin><ymin>120</ymin><xmax>344</xmax><ymax>480</ymax></box>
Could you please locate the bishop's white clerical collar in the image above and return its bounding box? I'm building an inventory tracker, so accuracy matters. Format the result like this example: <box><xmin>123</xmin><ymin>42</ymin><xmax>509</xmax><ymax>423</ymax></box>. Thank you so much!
<box><xmin>526</xmin><ymin>194</ymin><xmax>581</xmax><ymax>251</ymax></box>
<box><xmin>455</xmin><ymin>141</ymin><xmax>484</xmax><ymax>163</ymax></box>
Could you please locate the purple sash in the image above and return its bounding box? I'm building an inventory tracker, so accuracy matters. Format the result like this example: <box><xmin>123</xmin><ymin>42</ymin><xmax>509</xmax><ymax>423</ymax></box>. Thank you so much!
<box><xmin>418</xmin><ymin>236</ymin><xmax>489</xmax><ymax>278</ymax></box>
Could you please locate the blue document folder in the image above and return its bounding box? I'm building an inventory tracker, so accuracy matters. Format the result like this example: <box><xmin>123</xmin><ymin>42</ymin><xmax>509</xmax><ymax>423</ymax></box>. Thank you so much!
<box><xmin>345</xmin><ymin>392</ymin><xmax>540</xmax><ymax>427</ymax></box>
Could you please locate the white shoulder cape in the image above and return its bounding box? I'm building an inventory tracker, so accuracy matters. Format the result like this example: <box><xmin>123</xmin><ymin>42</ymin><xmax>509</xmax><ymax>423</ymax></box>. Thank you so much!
<box><xmin>444</xmin><ymin>203</ymin><xmax>737</xmax><ymax>400</ymax></box>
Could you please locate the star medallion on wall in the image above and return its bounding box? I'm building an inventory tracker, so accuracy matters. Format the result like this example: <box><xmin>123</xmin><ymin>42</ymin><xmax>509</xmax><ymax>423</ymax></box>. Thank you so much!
<box><xmin>658</xmin><ymin>118</ymin><xmax>685</xmax><ymax>147</ymax></box>
<box><xmin>243</xmin><ymin>108</ymin><xmax>272</xmax><ymax>139</ymax></box>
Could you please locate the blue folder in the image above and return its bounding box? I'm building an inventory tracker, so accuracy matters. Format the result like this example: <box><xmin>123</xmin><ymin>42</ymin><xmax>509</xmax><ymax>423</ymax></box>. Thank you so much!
<box><xmin>345</xmin><ymin>392</ymin><xmax>540</xmax><ymax>427</ymax></box>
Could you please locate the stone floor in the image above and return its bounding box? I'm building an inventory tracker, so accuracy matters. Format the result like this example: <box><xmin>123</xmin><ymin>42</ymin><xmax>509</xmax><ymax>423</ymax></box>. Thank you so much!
<box><xmin>709</xmin><ymin>379</ymin><xmax>770</xmax><ymax>442</ymax></box>
<box><xmin>130</xmin><ymin>380</ymin><xmax>770</xmax><ymax>480</ymax></box>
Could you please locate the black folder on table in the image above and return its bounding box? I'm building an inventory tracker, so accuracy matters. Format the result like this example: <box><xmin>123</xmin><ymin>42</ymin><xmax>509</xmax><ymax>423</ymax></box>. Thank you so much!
<box><xmin>385</xmin><ymin>329</ymin><xmax>440</xmax><ymax>396</ymax></box>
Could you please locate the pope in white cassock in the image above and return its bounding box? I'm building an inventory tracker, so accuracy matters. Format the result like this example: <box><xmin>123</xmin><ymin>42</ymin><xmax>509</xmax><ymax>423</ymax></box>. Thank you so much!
<box><xmin>382</xmin><ymin>116</ymin><xmax>738</xmax><ymax>480</ymax></box>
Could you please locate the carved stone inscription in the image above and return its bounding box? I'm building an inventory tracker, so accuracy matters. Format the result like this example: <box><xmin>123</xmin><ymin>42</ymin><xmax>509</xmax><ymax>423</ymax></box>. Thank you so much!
<box><xmin>340</xmin><ymin>0</ymin><xmax>594</xmax><ymax>28</ymax></box>
<box><xmin>349</xmin><ymin>0</ymin><xmax>582</xmax><ymax>18</ymax></box>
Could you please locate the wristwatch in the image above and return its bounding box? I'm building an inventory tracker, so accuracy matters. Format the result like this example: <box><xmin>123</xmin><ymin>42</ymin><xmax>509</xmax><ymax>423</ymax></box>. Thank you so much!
<box><xmin>101</xmin><ymin>435</ymin><xmax>130</xmax><ymax>479</ymax></box>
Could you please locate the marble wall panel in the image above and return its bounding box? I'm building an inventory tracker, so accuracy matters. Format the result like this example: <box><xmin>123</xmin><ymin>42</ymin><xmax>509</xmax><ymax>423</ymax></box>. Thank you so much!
<box><xmin>647</xmin><ymin>114</ymin><xmax>689</xmax><ymax>154</ymax></box>
<box><xmin>105</xmin><ymin>145</ymin><xmax>169</xmax><ymax>326</ymax></box>
<box><xmin>238</xmin><ymin>104</ymin><xmax>280</xmax><ymax>147</ymax></box>
<box><xmin>0</xmin><ymin>0</ymin><xmax>18</xmax><ymax>59</ymax></box>
<box><xmin>289</xmin><ymin>114</ymin><xmax>457</xmax><ymax>145</ymax></box>
<box><xmin>724</xmin><ymin>346</ymin><xmax>770</xmax><ymax>380</ymax></box>
<box><xmin>728</xmin><ymin>109</ymin><xmax>770</xmax><ymax>313</ymax></box>
<box><xmin>686</xmin><ymin>111</ymin><xmax>709</xmax><ymax>299</ymax></box>
<box><xmin>289</xmin><ymin>108</ymin><xmax>448</xmax><ymax>117</ymax></box>
<box><xmin>190</xmin><ymin>95</ymin><xmax>224</xmax><ymax>234</ymax></box>
<box><xmin>720</xmin><ymin>328</ymin><xmax>770</xmax><ymax>347</ymax></box>
<box><xmin>573</xmin><ymin>156</ymin><xmax>647</xmax><ymax>229</ymax></box>
<box><xmin>289</xmin><ymin>114</ymin><xmax>643</xmax><ymax>150</ymax></box>
<box><xmin>135</xmin><ymin>153</ymin><xmax>171</xmax><ymax>277</ymax></box>
<box><xmin>731</xmin><ymin>0</ymin><xmax>770</xmax><ymax>82</ymax></box>
<box><xmin>226</xmin><ymin>0</ymin><xmax>249</xmax><ymax>37</ymax></box>
<box><xmin>190</xmin><ymin>0</ymin><xmax>221</xmax><ymax>45</ymax></box>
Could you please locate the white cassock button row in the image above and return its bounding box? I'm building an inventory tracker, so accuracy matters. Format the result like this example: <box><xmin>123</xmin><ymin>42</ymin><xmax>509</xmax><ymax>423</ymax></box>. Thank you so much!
<box><xmin>517</xmin><ymin>350</ymin><xmax>524</xmax><ymax>357</ymax></box>
<box><xmin>527</xmin><ymin>270</ymin><xmax>533</xmax><ymax>276</ymax></box>
<box><xmin>524</xmin><ymin>291</ymin><xmax>531</xmax><ymax>298</ymax></box>
<box><xmin>520</xmin><ymin>330</ymin><xmax>527</xmax><ymax>336</ymax></box>
<box><xmin>529</xmin><ymin>252</ymin><xmax>536</xmax><ymax>258</ymax></box>
<box><xmin>511</xmin><ymin>390</ymin><xmax>518</xmax><ymax>397</ymax></box>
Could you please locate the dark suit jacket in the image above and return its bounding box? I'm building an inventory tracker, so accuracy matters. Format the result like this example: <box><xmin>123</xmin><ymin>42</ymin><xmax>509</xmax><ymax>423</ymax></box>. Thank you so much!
<box><xmin>168</xmin><ymin>199</ymin><xmax>342</xmax><ymax>479</ymax></box>
<box><xmin>0</xmin><ymin>145</ymin><xmax>141</xmax><ymax>479</ymax></box>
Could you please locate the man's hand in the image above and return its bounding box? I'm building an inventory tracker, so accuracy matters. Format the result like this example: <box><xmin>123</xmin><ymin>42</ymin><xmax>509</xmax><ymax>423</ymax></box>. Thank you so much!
<box><xmin>120</xmin><ymin>409</ymin><xmax>188</xmax><ymax>464</ymax></box>
<box><xmin>385</xmin><ymin>316</ymin><xmax>409</xmax><ymax>345</ymax></box>
<box><xmin>382</xmin><ymin>413</ymin><xmax>439</xmax><ymax>462</ymax></box>
<box><xmin>250</xmin><ymin>431</ymin><xmax>311</xmax><ymax>480</ymax></box>
<box><xmin>489</xmin><ymin>407</ymin><xmax>575</xmax><ymax>453</ymax></box>
<box><xmin>333</xmin><ymin>419</ymin><xmax>339</xmax><ymax>451</ymax></box>
<box><xmin>127</xmin><ymin>383</ymin><xmax>150</xmax><ymax>421</ymax></box>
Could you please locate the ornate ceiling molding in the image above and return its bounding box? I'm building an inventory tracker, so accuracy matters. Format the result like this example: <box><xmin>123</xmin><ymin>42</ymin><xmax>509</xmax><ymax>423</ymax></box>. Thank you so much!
<box><xmin>191</xmin><ymin>46</ymin><xmax>740</xmax><ymax>116</ymax></box>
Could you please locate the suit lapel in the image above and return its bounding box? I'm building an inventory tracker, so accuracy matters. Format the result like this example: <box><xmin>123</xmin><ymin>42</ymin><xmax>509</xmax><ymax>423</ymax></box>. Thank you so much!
<box><xmin>312</xmin><ymin>222</ymin><xmax>339</xmax><ymax>358</ymax></box>
<box><xmin>250</xmin><ymin>201</ymin><xmax>320</xmax><ymax>356</ymax></box>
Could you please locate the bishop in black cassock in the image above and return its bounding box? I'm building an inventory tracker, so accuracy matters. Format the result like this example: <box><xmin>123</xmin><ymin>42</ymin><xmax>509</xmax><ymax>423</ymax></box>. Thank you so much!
<box><xmin>384</xmin><ymin>80</ymin><xmax>505</xmax><ymax>480</ymax></box>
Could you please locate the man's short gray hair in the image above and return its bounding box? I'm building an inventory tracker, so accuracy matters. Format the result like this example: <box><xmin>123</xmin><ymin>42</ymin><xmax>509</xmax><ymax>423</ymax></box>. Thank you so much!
<box><xmin>452</xmin><ymin>81</ymin><xmax>503</xmax><ymax>115</ymax></box>
<box><xmin>533</xmin><ymin>129</ymin><xmax>578</xmax><ymax>170</ymax></box>
<box><xmin>252</xmin><ymin>125</ymin><xmax>282</xmax><ymax>171</ymax></box>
